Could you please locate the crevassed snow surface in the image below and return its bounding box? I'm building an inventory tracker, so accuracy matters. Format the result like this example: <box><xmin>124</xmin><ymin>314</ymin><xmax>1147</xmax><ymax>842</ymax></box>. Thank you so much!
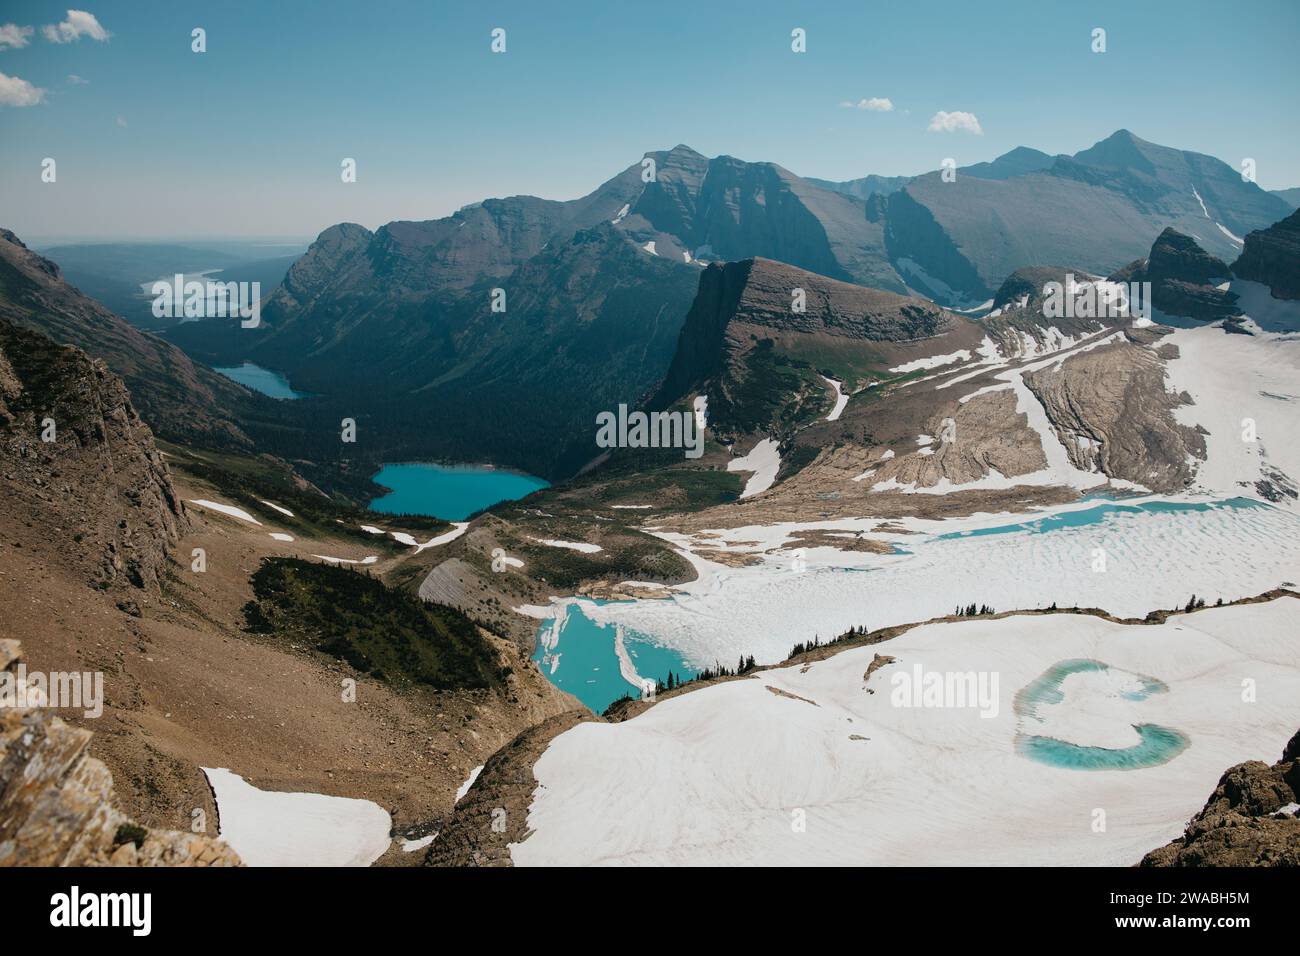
<box><xmin>203</xmin><ymin>767</ymin><xmax>391</xmax><ymax>867</ymax></box>
<box><xmin>728</xmin><ymin>438</ymin><xmax>781</xmax><ymax>498</ymax></box>
<box><xmin>513</xmin><ymin>598</ymin><xmax>1300</xmax><ymax>866</ymax></box>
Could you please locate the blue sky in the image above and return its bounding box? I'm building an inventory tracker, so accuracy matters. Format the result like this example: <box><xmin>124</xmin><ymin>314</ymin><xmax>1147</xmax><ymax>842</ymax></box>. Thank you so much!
<box><xmin>1</xmin><ymin>0</ymin><xmax>1297</xmax><ymax>240</ymax></box>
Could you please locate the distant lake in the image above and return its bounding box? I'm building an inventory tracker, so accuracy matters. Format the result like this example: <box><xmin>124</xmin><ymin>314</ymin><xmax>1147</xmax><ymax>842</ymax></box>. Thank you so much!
<box><xmin>212</xmin><ymin>362</ymin><xmax>310</xmax><ymax>399</ymax></box>
<box><xmin>368</xmin><ymin>462</ymin><xmax>549</xmax><ymax>520</ymax></box>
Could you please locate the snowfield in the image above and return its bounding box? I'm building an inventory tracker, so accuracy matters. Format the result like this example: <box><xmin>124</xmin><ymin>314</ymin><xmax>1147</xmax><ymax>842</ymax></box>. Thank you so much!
<box><xmin>575</xmin><ymin>496</ymin><xmax>1300</xmax><ymax>668</ymax></box>
<box><xmin>728</xmin><ymin>438</ymin><xmax>781</xmax><ymax>498</ymax></box>
<box><xmin>203</xmin><ymin>768</ymin><xmax>391</xmax><ymax>867</ymax></box>
<box><xmin>1164</xmin><ymin>318</ymin><xmax>1300</xmax><ymax>509</ymax></box>
<box><xmin>512</xmin><ymin>597</ymin><xmax>1300</xmax><ymax>866</ymax></box>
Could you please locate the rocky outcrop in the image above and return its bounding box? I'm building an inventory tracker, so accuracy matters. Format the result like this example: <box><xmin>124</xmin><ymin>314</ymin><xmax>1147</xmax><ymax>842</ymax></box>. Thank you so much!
<box><xmin>981</xmin><ymin>266</ymin><xmax>1115</xmax><ymax>357</ymax></box>
<box><xmin>0</xmin><ymin>640</ymin><xmax>240</xmax><ymax>866</ymax></box>
<box><xmin>425</xmin><ymin>710</ymin><xmax>594</xmax><ymax>867</ymax></box>
<box><xmin>1023</xmin><ymin>332</ymin><xmax>1205</xmax><ymax>494</ymax></box>
<box><xmin>1141</xmin><ymin>730</ymin><xmax>1300</xmax><ymax>866</ymax></box>
<box><xmin>862</xmin><ymin>386</ymin><xmax>1048</xmax><ymax>490</ymax></box>
<box><xmin>0</xmin><ymin>317</ymin><xmax>184</xmax><ymax>593</ymax></box>
<box><xmin>1144</xmin><ymin>228</ymin><xmax>1241</xmax><ymax>321</ymax></box>
<box><xmin>1232</xmin><ymin>208</ymin><xmax>1300</xmax><ymax>300</ymax></box>
<box><xmin>1108</xmin><ymin>228</ymin><xmax>1241</xmax><ymax>322</ymax></box>
<box><xmin>1146</xmin><ymin>227</ymin><xmax>1234</xmax><ymax>286</ymax></box>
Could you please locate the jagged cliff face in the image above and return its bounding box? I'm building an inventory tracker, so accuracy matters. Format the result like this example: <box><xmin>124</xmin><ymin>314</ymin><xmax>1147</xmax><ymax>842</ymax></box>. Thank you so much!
<box><xmin>0</xmin><ymin>229</ymin><xmax>254</xmax><ymax>451</ymax></box>
<box><xmin>0</xmin><ymin>639</ymin><xmax>240</xmax><ymax>866</ymax></box>
<box><xmin>0</xmin><ymin>318</ymin><xmax>184</xmax><ymax>594</ymax></box>
<box><xmin>1232</xmin><ymin>208</ymin><xmax>1300</xmax><ymax>300</ymax></box>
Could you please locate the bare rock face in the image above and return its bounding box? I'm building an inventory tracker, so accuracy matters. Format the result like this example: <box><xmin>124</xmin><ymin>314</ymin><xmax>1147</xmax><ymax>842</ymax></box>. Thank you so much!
<box><xmin>1232</xmin><ymin>208</ymin><xmax>1300</xmax><ymax>300</ymax></box>
<box><xmin>1113</xmin><ymin>228</ymin><xmax>1241</xmax><ymax>322</ymax></box>
<box><xmin>0</xmin><ymin>640</ymin><xmax>240</xmax><ymax>866</ymax></box>
<box><xmin>864</xmin><ymin>387</ymin><xmax>1047</xmax><ymax>490</ymax></box>
<box><xmin>981</xmin><ymin>266</ymin><xmax>1115</xmax><ymax>358</ymax></box>
<box><xmin>1023</xmin><ymin>333</ymin><xmax>1205</xmax><ymax>493</ymax></box>
<box><xmin>1141</xmin><ymin>729</ymin><xmax>1300</xmax><ymax>867</ymax></box>
<box><xmin>0</xmin><ymin>318</ymin><xmax>185</xmax><ymax>593</ymax></box>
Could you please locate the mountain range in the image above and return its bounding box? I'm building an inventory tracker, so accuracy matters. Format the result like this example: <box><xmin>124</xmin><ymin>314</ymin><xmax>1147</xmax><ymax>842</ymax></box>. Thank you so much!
<box><xmin>156</xmin><ymin>130</ymin><xmax>1294</xmax><ymax>482</ymax></box>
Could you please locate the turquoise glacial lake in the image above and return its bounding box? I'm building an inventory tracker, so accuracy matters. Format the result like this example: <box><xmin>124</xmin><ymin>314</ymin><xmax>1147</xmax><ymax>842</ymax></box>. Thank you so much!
<box><xmin>535</xmin><ymin>602</ymin><xmax>696</xmax><ymax>714</ymax></box>
<box><xmin>212</xmin><ymin>362</ymin><xmax>310</xmax><ymax>399</ymax></box>
<box><xmin>934</xmin><ymin>497</ymin><xmax>1267</xmax><ymax>542</ymax></box>
<box><xmin>369</xmin><ymin>462</ymin><xmax>549</xmax><ymax>520</ymax></box>
<box><xmin>1014</xmin><ymin>658</ymin><xmax>1189</xmax><ymax>770</ymax></box>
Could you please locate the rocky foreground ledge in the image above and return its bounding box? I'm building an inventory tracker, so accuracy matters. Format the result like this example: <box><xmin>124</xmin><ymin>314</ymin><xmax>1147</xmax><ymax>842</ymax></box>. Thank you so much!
<box><xmin>0</xmin><ymin>639</ymin><xmax>241</xmax><ymax>867</ymax></box>
<box><xmin>1142</xmin><ymin>729</ymin><xmax>1300</xmax><ymax>866</ymax></box>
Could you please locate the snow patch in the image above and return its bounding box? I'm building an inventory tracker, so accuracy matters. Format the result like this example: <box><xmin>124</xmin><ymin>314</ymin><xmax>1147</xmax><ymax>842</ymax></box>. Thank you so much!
<box><xmin>821</xmin><ymin>376</ymin><xmax>849</xmax><ymax>421</ymax></box>
<box><xmin>727</xmin><ymin>438</ymin><xmax>781</xmax><ymax>499</ymax></box>
<box><xmin>188</xmin><ymin>499</ymin><xmax>262</xmax><ymax>526</ymax></box>
<box><xmin>203</xmin><ymin>767</ymin><xmax>390</xmax><ymax>867</ymax></box>
<box><xmin>530</xmin><ymin>537</ymin><xmax>603</xmax><ymax>554</ymax></box>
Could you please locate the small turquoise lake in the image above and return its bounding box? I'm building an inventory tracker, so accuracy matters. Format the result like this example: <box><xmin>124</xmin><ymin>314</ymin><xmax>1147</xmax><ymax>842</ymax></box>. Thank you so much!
<box><xmin>212</xmin><ymin>362</ymin><xmax>310</xmax><ymax>399</ymax></box>
<box><xmin>1014</xmin><ymin>658</ymin><xmax>1189</xmax><ymax>771</ymax></box>
<box><xmin>369</xmin><ymin>462</ymin><xmax>549</xmax><ymax>520</ymax></box>
<box><xmin>535</xmin><ymin>602</ymin><xmax>695</xmax><ymax>714</ymax></box>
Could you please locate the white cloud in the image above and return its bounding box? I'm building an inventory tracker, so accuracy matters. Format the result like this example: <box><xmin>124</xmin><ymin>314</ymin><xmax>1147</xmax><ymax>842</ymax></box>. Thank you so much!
<box><xmin>42</xmin><ymin>10</ymin><xmax>110</xmax><ymax>44</ymax></box>
<box><xmin>927</xmin><ymin>110</ymin><xmax>983</xmax><ymax>134</ymax></box>
<box><xmin>840</xmin><ymin>97</ymin><xmax>894</xmax><ymax>112</ymax></box>
<box><xmin>115</xmin><ymin>114</ymin><xmax>126</xmax><ymax>127</ymax></box>
<box><xmin>66</xmin><ymin>73</ymin><xmax>88</xmax><ymax>85</ymax></box>
<box><xmin>0</xmin><ymin>23</ymin><xmax>34</xmax><ymax>49</ymax></box>
<box><xmin>0</xmin><ymin>70</ymin><xmax>46</xmax><ymax>107</ymax></box>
